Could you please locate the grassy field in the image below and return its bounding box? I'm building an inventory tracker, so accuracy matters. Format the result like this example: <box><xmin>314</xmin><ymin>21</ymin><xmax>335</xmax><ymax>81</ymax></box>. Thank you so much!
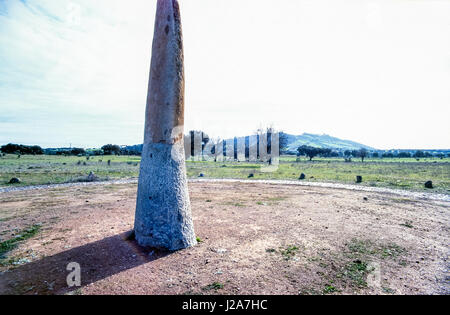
<box><xmin>0</xmin><ymin>154</ymin><xmax>141</xmax><ymax>187</ymax></box>
<box><xmin>0</xmin><ymin>154</ymin><xmax>449</xmax><ymax>193</ymax></box>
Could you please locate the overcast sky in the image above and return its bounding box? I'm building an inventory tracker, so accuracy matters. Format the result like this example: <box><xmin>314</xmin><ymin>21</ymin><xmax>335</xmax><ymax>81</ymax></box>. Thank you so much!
<box><xmin>0</xmin><ymin>0</ymin><xmax>449</xmax><ymax>149</ymax></box>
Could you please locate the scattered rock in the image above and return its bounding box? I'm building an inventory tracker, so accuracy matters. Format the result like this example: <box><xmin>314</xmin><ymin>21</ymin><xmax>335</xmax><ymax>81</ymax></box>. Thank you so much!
<box><xmin>425</xmin><ymin>181</ymin><xmax>433</xmax><ymax>189</ymax></box>
<box><xmin>356</xmin><ymin>176</ymin><xmax>363</xmax><ymax>183</ymax></box>
<box><xmin>212</xmin><ymin>248</ymin><xmax>228</xmax><ymax>254</ymax></box>
<box><xmin>87</xmin><ymin>172</ymin><xmax>99</xmax><ymax>182</ymax></box>
<box><xmin>12</xmin><ymin>258</ymin><xmax>30</xmax><ymax>266</ymax></box>
<box><xmin>9</xmin><ymin>177</ymin><xmax>21</xmax><ymax>184</ymax></box>
<box><xmin>299</xmin><ymin>173</ymin><xmax>306</xmax><ymax>180</ymax></box>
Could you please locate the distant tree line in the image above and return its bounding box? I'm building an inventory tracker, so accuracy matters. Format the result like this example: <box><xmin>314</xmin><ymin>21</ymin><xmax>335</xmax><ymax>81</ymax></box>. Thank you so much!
<box><xmin>297</xmin><ymin>146</ymin><xmax>343</xmax><ymax>161</ymax></box>
<box><xmin>47</xmin><ymin>145</ymin><xmax>128</xmax><ymax>156</ymax></box>
<box><xmin>2</xmin><ymin>139</ymin><xmax>448</xmax><ymax>160</ymax></box>
<box><xmin>295</xmin><ymin>146</ymin><xmax>449</xmax><ymax>162</ymax></box>
<box><xmin>374</xmin><ymin>150</ymin><xmax>439</xmax><ymax>159</ymax></box>
<box><xmin>0</xmin><ymin>143</ymin><xmax>43</xmax><ymax>155</ymax></box>
<box><xmin>45</xmin><ymin>148</ymin><xmax>86</xmax><ymax>156</ymax></box>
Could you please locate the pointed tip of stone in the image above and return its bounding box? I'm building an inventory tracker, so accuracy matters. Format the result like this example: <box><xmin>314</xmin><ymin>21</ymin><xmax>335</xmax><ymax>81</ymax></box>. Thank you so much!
<box><xmin>156</xmin><ymin>0</ymin><xmax>180</xmax><ymax>17</ymax></box>
<box><xmin>147</xmin><ymin>0</ymin><xmax>185</xmax><ymax>145</ymax></box>
<box><xmin>153</xmin><ymin>0</ymin><xmax>182</xmax><ymax>48</ymax></box>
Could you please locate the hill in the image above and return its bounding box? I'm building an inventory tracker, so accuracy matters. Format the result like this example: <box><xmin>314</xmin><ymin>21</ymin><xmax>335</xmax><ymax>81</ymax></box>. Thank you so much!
<box><xmin>121</xmin><ymin>133</ymin><xmax>376</xmax><ymax>155</ymax></box>
<box><xmin>284</xmin><ymin>133</ymin><xmax>376</xmax><ymax>152</ymax></box>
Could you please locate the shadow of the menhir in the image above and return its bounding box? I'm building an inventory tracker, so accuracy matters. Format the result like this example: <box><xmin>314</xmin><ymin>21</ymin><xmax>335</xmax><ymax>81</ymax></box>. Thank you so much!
<box><xmin>0</xmin><ymin>231</ymin><xmax>172</xmax><ymax>295</ymax></box>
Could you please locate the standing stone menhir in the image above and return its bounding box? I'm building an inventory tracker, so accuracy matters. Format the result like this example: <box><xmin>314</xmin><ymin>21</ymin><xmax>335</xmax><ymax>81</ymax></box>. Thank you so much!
<box><xmin>134</xmin><ymin>0</ymin><xmax>196</xmax><ymax>251</ymax></box>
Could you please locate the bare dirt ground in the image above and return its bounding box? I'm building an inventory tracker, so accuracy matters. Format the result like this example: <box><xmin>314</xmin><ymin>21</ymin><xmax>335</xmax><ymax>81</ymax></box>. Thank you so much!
<box><xmin>0</xmin><ymin>181</ymin><xmax>448</xmax><ymax>295</ymax></box>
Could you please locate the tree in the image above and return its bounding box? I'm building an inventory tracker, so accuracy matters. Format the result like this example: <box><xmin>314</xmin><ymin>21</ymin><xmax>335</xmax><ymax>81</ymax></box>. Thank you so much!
<box><xmin>29</xmin><ymin>146</ymin><xmax>44</xmax><ymax>155</ymax></box>
<box><xmin>397</xmin><ymin>152</ymin><xmax>411</xmax><ymax>158</ymax></box>
<box><xmin>70</xmin><ymin>148</ymin><xmax>86</xmax><ymax>156</ymax></box>
<box><xmin>0</xmin><ymin>143</ymin><xmax>43</xmax><ymax>155</ymax></box>
<box><xmin>297</xmin><ymin>145</ymin><xmax>323</xmax><ymax>161</ymax></box>
<box><xmin>329</xmin><ymin>151</ymin><xmax>339</xmax><ymax>157</ymax></box>
<box><xmin>413</xmin><ymin>150</ymin><xmax>425</xmax><ymax>158</ymax></box>
<box><xmin>279</xmin><ymin>132</ymin><xmax>289</xmax><ymax>154</ymax></box>
<box><xmin>1</xmin><ymin>143</ymin><xmax>21</xmax><ymax>154</ymax></box>
<box><xmin>358</xmin><ymin>148</ymin><xmax>368</xmax><ymax>162</ymax></box>
<box><xmin>321</xmin><ymin>148</ymin><xmax>332</xmax><ymax>157</ymax></box>
<box><xmin>351</xmin><ymin>150</ymin><xmax>359</xmax><ymax>158</ymax></box>
<box><xmin>101</xmin><ymin>144</ymin><xmax>121</xmax><ymax>155</ymax></box>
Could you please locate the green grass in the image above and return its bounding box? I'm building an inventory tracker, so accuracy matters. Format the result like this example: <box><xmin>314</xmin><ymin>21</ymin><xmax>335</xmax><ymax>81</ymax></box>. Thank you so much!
<box><xmin>318</xmin><ymin>239</ymin><xmax>408</xmax><ymax>291</ymax></box>
<box><xmin>1</xmin><ymin>154</ymin><xmax>449</xmax><ymax>193</ymax></box>
<box><xmin>186</xmin><ymin>156</ymin><xmax>450</xmax><ymax>193</ymax></box>
<box><xmin>202</xmin><ymin>282</ymin><xmax>224</xmax><ymax>291</ymax></box>
<box><xmin>399</xmin><ymin>221</ymin><xmax>414</xmax><ymax>229</ymax></box>
<box><xmin>0</xmin><ymin>225</ymin><xmax>41</xmax><ymax>260</ymax></box>
<box><xmin>0</xmin><ymin>154</ymin><xmax>140</xmax><ymax>187</ymax></box>
<box><xmin>342</xmin><ymin>260</ymin><xmax>370</xmax><ymax>288</ymax></box>
<box><xmin>279</xmin><ymin>245</ymin><xmax>299</xmax><ymax>260</ymax></box>
<box><xmin>323</xmin><ymin>285</ymin><xmax>339</xmax><ymax>294</ymax></box>
<box><xmin>346</xmin><ymin>239</ymin><xmax>406</xmax><ymax>260</ymax></box>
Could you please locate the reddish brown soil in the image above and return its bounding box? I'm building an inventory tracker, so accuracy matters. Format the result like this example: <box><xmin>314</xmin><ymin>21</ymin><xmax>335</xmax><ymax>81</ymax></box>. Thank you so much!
<box><xmin>0</xmin><ymin>182</ymin><xmax>448</xmax><ymax>295</ymax></box>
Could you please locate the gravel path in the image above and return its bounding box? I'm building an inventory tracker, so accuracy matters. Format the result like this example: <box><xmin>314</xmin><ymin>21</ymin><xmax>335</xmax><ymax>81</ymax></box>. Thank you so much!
<box><xmin>1</xmin><ymin>178</ymin><xmax>449</xmax><ymax>203</ymax></box>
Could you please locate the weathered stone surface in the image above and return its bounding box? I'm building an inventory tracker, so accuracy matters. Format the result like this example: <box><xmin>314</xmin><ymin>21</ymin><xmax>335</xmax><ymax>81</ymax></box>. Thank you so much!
<box><xmin>134</xmin><ymin>0</ymin><xmax>196</xmax><ymax>251</ymax></box>
<box><xmin>135</xmin><ymin>142</ymin><xmax>195</xmax><ymax>250</ymax></box>
<box><xmin>144</xmin><ymin>0</ymin><xmax>185</xmax><ymax>145</ymax></box>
